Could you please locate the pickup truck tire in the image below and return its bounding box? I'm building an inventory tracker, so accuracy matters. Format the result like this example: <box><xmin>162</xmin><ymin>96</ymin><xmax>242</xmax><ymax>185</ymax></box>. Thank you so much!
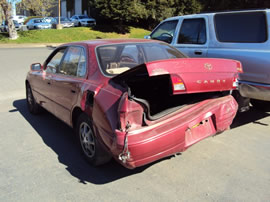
<box><xmin>26</xmin><ymin>83</ymin><xmax>42</xmax><ymax>114</ymax></box>
<box><xmin>76</xmin><ymin>113</ymin><xmax>111</xmax><ymax>166</ymax></box>
<box><xmin>250</xmin><ymin>99</ymin><xmax>270</xmax><ymax>112</ymax></box>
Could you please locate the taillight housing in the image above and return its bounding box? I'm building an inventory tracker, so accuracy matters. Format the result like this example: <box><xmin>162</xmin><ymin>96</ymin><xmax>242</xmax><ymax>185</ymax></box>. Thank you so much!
<box><xmin>233</xmin><ymin>62</ymin><xmax>243</xmax><ymax>89</ymax></box>
<box><xmin>171</xmin><ymin>74</ymin><xmax>186</xmax><ymax>93</ymax></box>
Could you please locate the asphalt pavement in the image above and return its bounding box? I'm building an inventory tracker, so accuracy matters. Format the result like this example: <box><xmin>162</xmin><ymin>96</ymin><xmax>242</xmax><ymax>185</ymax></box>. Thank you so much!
<box><xmin>0</xmin><ymin>47</ymin><xmax>270</xmax><ymax>202</ymax></box>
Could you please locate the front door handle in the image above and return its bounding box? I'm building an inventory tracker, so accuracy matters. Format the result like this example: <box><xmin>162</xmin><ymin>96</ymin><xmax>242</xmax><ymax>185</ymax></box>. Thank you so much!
<box><xmin>71</xmin><ymin>90</ymin><xmax>76</xmax><ymax>94</ymax></box>
<box><xmin>194</xmin><ymin>50</ymin><xmax>203</xmax><ymax>55</ymax></box>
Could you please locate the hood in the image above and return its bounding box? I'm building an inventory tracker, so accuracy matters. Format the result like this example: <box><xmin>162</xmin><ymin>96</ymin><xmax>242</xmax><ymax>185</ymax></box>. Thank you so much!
<box><xmin>81</xmin><ymin>18</ymin><xmax>95</xmax><ymax>22</ymax></box>
<box><xmin>34</xmin><ymin>22</ymin><xmax>51</xmax><ymax>26</ymax></box>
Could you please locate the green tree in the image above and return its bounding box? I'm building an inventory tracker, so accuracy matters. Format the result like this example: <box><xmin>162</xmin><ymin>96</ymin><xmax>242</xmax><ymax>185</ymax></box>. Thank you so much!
<box><xmin>199</xmin><ymin>0</ymin><xmax>270</xmax><ymax>11</ymax></box>
<box><xmin>91</xmin><ymin>0</ymin><xmax>202</xmax><ymax>30</ymax></box>
<box><xmin>143</xmin><ymin>0</ymin><xmax>201</xmax><ymax>28</ymax></box>
<box><xmin>0</xmin><ymin>0</ymin><xmax>18</xmax><ymax>40</ymax></box>
<box><xmin>18</xmin><ymin>0</ymin><xmax>56</xmax><ymax>16</ymax></box>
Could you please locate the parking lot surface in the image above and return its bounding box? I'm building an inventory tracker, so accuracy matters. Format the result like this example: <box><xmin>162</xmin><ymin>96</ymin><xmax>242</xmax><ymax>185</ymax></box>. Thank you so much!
<box><xmin>0</xmin><ymin>47</ymin><xmax>270</xmax><ymax>201</ymax></box>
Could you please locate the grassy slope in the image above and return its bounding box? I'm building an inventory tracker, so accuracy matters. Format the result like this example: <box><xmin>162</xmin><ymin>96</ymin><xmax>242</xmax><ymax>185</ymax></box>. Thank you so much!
<box><xmin>0</xmin><ymin>27</ymin><xmax>151</xmax><ymax>43</ymax></box>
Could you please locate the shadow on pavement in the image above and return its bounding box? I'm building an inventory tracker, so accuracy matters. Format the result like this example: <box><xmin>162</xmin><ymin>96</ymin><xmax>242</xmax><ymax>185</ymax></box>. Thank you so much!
<box><xmin>12</xmin><ymin>99</ymin><xmax>169</xmax><ymax>185</ymax></box>
<box><xmin>12</xmin><ymin>99</ymin><xmax>269</xmax><ymax>184</ymax></box>
<box><xmin>231</xmin><ymin>106</ymin><xmax>270</xmax><ymax>129</ymax></box>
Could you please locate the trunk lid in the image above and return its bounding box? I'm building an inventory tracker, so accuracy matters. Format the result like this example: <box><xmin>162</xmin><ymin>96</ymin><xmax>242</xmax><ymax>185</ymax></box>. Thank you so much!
<box><xmin>112</xmin><ymin>58</ymin><xmax>241</xmax><ymax>94</ymax></box>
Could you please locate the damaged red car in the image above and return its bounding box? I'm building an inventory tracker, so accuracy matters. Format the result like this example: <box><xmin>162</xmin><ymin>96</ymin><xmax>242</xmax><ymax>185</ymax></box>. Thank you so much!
<box><xmin>26</xmin><ymin>39</ymin><xmax>241</xmax><ymax>169</ymax></box>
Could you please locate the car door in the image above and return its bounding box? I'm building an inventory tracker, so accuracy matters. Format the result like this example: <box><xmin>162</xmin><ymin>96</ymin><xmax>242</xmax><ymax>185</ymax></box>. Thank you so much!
<box><xmin>31</xmin><ymin>47</ymin><xmax>67</xmax><ymax>114</ymax></box>
<box><xmin>173</xmin><ymin>17</ymin><xmax>209</xmax><ymax>57</ymax></box>
<box><xmin>49</xmin><ymin>46</ymin><xmax>87</xmax><ymax>125</ymax></box>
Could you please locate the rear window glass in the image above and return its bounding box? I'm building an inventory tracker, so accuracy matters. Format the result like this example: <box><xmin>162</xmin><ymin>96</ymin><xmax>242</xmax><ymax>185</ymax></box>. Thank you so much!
<box><xmin>96</xmin><ymin>42</ymin><xmax>186</xmax><ymax>76</ymax></box>
<box><xmin>215</xmin><ymin>11</ymin><xmax>267</xmax><ymax>43</ymax></box>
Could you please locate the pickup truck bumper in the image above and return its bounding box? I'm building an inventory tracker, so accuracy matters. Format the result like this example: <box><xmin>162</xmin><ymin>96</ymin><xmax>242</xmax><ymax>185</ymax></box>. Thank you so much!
<box><xmin>239</xmin><ymin>81</ymin><xmax>270</xmax><ymax>101</ymax></box>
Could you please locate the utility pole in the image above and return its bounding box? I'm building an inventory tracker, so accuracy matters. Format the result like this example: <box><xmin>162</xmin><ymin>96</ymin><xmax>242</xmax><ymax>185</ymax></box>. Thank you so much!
<box><xmin>56</xmin><ymin>0</ymin><xmax>62</xmax><ymax>29</ymax></box>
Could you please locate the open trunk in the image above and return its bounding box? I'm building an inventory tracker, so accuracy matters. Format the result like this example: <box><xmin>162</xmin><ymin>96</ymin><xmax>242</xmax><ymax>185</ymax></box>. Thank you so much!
<box><xmin>112</xmin><ymin>58</ymin><xmax>240</xmax><ymax>121</ymax></box>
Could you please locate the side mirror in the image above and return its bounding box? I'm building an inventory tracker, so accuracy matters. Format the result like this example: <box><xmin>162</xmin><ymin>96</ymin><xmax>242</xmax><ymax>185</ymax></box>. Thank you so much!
<box><xmin>31</xmin><ymin>63</ymin><xmax>42</xmax><ymax>71</ymax></box>
<box><xmin>144</xmin><ymin>35</ymin><xmax>151</xmax><ymax>39</ymax></box>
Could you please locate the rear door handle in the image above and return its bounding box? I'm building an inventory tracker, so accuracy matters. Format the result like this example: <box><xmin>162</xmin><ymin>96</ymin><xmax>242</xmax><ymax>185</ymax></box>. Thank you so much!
<box><xmin>194</xmin><ymin>50</ymin><xmax>203</xmax><ymax>55</ymax></box>
<box><xmin>71</xmin><ymin>90</ymin><xmax>76</xmax><ymax>94</ymax></box>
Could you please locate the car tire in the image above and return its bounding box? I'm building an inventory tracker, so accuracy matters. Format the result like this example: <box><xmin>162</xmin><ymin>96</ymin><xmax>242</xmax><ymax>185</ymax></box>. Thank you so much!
<box><xmin>250</xmin><ymin>99</ymin><xmax>270</xmax><ymax>112</ymax></box>
<box><xmin>78</xmin><ymin>22</ymin><xmax>81</xmax><ymax>27</ymax></box>
<box><xmin>26</xmin><ymin>83</ymin><xmax>42</xmax><ymax>114</ymax></box>
<box><xmin>76</xmin><ymin>113</ymin><xmax>111</xmax><ymax>166</ymax></box>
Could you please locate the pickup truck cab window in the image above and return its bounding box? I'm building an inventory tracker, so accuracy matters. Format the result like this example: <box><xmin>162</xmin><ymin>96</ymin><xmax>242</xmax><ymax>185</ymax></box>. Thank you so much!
<box><xmin>214</xmin><ymin>11</ymin><xmax>267</xmax><ymax>43</ymax></box>
<box><xmin>178</xmin><ymin>18</ymin><xmax>206</xmax><ymax>44</ymax></box>
<box><xmin>150</xmin><ymin>20</ymin><xmax>178</xmax><ymax>43</ymax></box>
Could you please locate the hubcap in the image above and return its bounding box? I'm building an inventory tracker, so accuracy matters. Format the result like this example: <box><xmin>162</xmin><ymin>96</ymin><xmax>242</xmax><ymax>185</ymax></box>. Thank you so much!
<box><xmin>79</xmin><ymin>122</ymin><xmax>95</xmax><ymax>158</ymax></box>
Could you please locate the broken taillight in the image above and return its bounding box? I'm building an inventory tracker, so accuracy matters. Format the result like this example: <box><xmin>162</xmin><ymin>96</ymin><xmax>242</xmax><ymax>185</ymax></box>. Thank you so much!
<box><xmin>233</xmin><ymin>61</ymin><xmax>242</xmax><ymax>89</ymax></box>
<box><xmin>171</xmin><ymin>74</ymin><xmax>186</xmax><ymax>93</ymax></box>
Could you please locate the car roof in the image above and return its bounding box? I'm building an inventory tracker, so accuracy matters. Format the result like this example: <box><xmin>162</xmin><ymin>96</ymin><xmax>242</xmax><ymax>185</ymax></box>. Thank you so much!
<box><xmin>164</xmin><ymin>8</ymin><xmax>270</xmax><ymax>21</ymax></box>
<box><xmin>62</xmin><ymin>39</ymin><xmax>164</xmax><ymax>48</ymax></box>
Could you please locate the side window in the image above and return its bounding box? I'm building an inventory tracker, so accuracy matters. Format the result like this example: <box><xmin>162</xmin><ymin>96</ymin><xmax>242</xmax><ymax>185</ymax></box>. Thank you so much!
<box><xmin>178</xmin><ymin>18</ymin><xmax>206</xmax><ymax>44</ymax></box>
<box><xmin>215</xmin><ymin>12</ymin><xmax>267</xmax><ymax>43</ymax></box>
<box><xmin>46</xmin><ymin>48</ymin><xmax>66</xmax><ymax>74</ymax></box>
<box><xmin>77</xmin><ymin>51</ymin><xmax>86</xmax><ymax>77</ymax></box>
<box><xmin>150</xmin><ymin>20</ymin><xmax>178</xmax><ymax>43</ymax></box>
<box><xmin>59</xmin><ymin>46</ymin><xmax>86</xmax><ymax>77</ymax></box>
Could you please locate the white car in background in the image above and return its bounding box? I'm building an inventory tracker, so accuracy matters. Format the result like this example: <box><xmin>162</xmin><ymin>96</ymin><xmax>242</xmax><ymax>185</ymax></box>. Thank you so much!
<box><xmin>11</xmin><ymin>15</ymin><xmax>27</xmax><ymax>25</ymax></box>
<box><xmin>70</xmin><ymin>15</ymin><xmax>96</xmax><ymax>27</ymax></box>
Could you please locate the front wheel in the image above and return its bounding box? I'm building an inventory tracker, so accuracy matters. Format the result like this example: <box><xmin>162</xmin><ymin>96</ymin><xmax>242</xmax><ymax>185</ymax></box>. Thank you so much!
<box><xmin>76</xmin><ymin>113</ymin><xmax>111</xmax><ymax>166</ymax></box>
<box><xmin>26</xmin><ymin>83</ymin><xmax>42</xmax><ymax>114</ymax></box>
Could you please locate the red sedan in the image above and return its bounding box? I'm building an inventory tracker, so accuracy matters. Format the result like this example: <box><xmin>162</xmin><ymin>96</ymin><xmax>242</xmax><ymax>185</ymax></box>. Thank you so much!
<box><xmin>26</xmin><ymin>39</ymin><xmax>240</xmax><ymax>169</ymax></box>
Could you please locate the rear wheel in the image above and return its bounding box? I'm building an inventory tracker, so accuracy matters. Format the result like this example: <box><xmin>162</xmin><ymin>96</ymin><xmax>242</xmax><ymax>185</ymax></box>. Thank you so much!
<box><xmin>250</xmin><ymin>99</ymin><xmax>270</xmax><ymax>112</ymax></box>
<box><xmin>76</xmin><ymin>113</ymin><xmax>111</xmax><ymax>166</ymax></box>
<box><xmin>26</xmin><ymin>83</ymin><xmax>42</xmax><ymax>114</ymax></box>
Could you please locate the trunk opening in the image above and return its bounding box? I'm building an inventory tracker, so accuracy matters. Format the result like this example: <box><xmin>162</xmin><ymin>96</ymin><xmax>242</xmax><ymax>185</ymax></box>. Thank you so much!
<box><xmin>126</xmin><ymin>74</ymin><xmax>230</xmax><ymax>121</ymax></box>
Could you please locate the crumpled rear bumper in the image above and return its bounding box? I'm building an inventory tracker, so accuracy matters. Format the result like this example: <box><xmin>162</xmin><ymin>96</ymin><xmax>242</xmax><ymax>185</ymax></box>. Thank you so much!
<box><xmin>114</xmin><ymin>95</ymin><xmax>238</xmax><ymax>169</ymax></box>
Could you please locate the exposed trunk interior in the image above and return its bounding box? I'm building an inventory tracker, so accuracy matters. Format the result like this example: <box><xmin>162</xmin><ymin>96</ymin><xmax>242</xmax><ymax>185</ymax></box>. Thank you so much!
<box><xmin>126</xmin><ymin>74</ymin><xmax>230</xmax><ymax>121</ymax></box>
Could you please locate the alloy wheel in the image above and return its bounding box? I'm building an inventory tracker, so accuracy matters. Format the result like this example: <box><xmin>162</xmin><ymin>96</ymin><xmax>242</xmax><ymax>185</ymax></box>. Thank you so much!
<box><xmin>79</xmin><ymin>122</ymin><xmax>95</xmax><ymax>158</ymax></box>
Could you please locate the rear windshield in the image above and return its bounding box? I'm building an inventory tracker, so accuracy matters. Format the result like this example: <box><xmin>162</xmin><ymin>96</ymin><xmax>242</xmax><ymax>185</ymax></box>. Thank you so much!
<box><xmin>96</xmin><ymin>42</ymin><xmax>186</xmax><ymax>76</ymax></box>
<box><xmin>214</xmin><ymin>11</ymin><xmax>267</xmax><ymax>43</ymax></box>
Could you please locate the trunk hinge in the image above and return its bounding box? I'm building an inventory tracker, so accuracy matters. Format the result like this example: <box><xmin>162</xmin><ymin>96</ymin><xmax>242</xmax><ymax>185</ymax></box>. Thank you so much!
<box><xmin>118</xmin><ymin>122</ymin><xmax>131</xmax><ymax>164</ymax></box>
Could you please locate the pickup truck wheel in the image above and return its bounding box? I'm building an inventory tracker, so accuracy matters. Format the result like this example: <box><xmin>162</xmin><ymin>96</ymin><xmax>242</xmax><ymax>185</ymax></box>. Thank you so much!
<box><xmin>76</xmin><ymin>113</ymin><xmax>111</xmax><ymax>166</ymax></box>
<box><xmin>26</xmin><ymin>83</ymin><xmax>42</xmax><ymax>114</ymax></box>
<box><xmin>250</xmin><ymin>99</ymin><xmax>270</xmax><ymax>112</ymax></box>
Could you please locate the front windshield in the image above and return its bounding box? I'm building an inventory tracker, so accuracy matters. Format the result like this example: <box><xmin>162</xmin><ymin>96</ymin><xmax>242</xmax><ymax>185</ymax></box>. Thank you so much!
<box><xmin>33</xmin><ymin>19</ymin><xmax>44</xmax><ymax>23</ymax></box>
<box><xmin>96</xmin><ymin>42</ymin><xmax>186</xmax><ymax>76</ymax></box>
<box><xmin>54</xmin><ymin>17</ymin><xmax>69</xmax><ymax>21</ymax></box>
<box><xmin>78</xmin><ymin>15</ymin><xmax>88</xmax><ymax>19</ymax></box>
<box><xmin>61</xmin><ymin>17</ymin><xmax>69</xmax><ymax>21</ymax></box>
